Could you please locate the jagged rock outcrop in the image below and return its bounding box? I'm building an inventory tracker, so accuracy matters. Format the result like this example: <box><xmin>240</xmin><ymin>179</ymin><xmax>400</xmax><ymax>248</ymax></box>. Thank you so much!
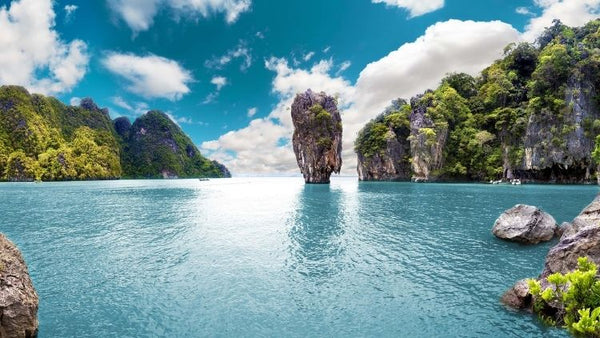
<box><xmin>355</xmin><ymin>100</ymin><xmax>411</xmax><ymax>181</ymax></box>
<box><xmin>409</xmin><ymin>93</ymin><xmax>447</xmax><ymax>182</ymax></box>
<box><xmin>0</xmin><ymin>234</ymin><xmax>38</xmax><ymax>338</ymax></box>
<box><xmin>492</xmin><ymin>204</ymin><xmax>557</xmax><ymax>244</ymax></box>
<box><xmin>515</xmin><ymin>77</ymin><xmax>599</xmax><ymax>183</ymax></box>
<box><xmin>291</xmin><ymin>90</ymin><xmax>342</xmax><ymax>183</ymax></box>
<box><xmin>119</xmin><ymin>111</ymin><xmax>231</xmax><ymax>178</ymax></box>
<box><xmin>540</xmin><ymin>225</ymin><xmax>600</xmax><ymax>282</ymax></box>
<box><xmin>503</xmin><ymin>194</ymin><xmax>600</xmax><ymax>311</ymax></box>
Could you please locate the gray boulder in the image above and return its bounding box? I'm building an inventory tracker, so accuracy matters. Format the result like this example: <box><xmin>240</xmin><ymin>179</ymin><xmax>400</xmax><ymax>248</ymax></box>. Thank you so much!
<box><xmin>501</xmin><ymin>279</ymin><xmax>532</xmax><ymax>310</ymax></box>
<box><xmin>540</xmin><ymin>225</ymin><xmax>600</xmax><ymax>282</ymax></box>
<box><xmin>0</xmin><ymin>234</ymin><xmax>38</xmax><ymax>338</ymax></box>
<box><xmin>492</xmin><ymin>204</ymin><xmax>557</xmax><ymax>244</ymax></box>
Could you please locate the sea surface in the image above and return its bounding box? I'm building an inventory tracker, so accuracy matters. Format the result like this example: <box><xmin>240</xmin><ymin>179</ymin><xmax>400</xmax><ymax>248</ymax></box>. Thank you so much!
<box><xmin>0</xmin><ymin>177</ymin><xmax>597</xmax><ymax>337</ymax></box>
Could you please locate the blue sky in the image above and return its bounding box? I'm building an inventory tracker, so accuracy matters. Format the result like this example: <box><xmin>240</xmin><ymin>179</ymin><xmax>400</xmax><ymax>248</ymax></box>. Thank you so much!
<box><xmin>0</xmin><ymin>0</ymin><xmax>599</xmax><ymax>174</ymax></box>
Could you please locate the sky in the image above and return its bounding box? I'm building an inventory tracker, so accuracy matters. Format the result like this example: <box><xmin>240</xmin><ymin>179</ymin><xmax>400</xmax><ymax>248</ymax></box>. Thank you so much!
<box><xmin>0</xmin><ymin>0</ymin><xmax>599</xmax><ymax>175</ymax></box>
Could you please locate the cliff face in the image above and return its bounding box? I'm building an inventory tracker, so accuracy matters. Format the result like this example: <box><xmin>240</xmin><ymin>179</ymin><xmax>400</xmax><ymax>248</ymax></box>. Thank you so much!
<box><xmin>355</xmin><ymin>19</ymin><xmax>600</xmax><ymax>183</ymax></box>
<box><xmin>355</xmin><ymin>101</ymin><xmax>412</xmax><ymax>181</ymax></box>
<box><xmin>408</xmin><ymin>94</ymin><xmax>448</xmax><ymax>181</ymax></box>
<box><xmin>291</xmin><ymin>90</ymin><xmax>342</xmax><ymax>183</ymax></box>
<box><xmin>0</xmin><ymin>86</ymin><xmax>230</xmax><ymax>181</ymax></box>
<box><xmin>0</xmin><ymin>86</ymin><xmax>121</xmax><ymax>181</ymax></box>
<box><xmin>118</xmin><ymin>111</ymin><xmax>231</xmax><ymax>179</ymax></box>
<box><xmin>516</xmin><ymin>77</ymin><xmax>599</xmax><ymax>183</ymax></box>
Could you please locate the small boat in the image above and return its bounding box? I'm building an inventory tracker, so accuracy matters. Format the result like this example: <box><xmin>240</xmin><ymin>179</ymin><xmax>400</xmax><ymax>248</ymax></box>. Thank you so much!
<box><xmin>198</xmin><ymin>178</ymin><xmax>209</xmax><ymax>181</ymax></box>
<box><xmin>511</xmin><ymin>179</ymin><xmax>521</xmax><ymax>185</ymax></box>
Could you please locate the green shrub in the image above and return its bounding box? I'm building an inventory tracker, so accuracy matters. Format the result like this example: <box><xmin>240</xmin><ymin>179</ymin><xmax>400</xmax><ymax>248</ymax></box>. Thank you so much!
<box><xmin>528</xmin><ymin>257</ymin><xmax>600</xmax><ymax>336</ymax></box>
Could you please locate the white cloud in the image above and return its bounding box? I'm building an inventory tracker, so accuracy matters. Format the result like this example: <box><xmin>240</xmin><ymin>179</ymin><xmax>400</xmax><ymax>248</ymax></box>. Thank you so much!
<box><xmin>211</xmin><ymin>76</ymin><xmax>227</xmax><ymax>90</ymax></box>
<box><xmin>64</xmin><ymin>4</ymin><xmax>77</xmax><ymax>19</ymax></box>
<box><xmin>516</xmin><ymin>7</ymin><xmax>534</xmax><ymax>16</ymax></box>
<box><xmin>522</xmin><ymin>0</ymin><xmax>600</xmax><ymax>41</ymax></box>
<box><xmin>303</xmin><ymin>51</ymin><xmax>315</xmax><ymax>62</ymax></box>
<box><xmin>372</xmin><ymin>0</ymin><xmax>444</xmax><ymax>17</ymax></box>
<box><xmin>202</xmin><ymin>92</ymin><xmax>218</xmax><ymax>104</ymax></box>
<box><xmin>70</xmin><ymin>97</ymin><xmax>81</xmax><ymax>106</ymax></box>
<box><xmin>110</xmin><ymin>96</ymin><xmax>150</xmax><ymax>116</ymax></box>
<box><xmin>166</xmin><ymin>111</ymin><xmax>197</xmax><ymax>125</ymax></box>
<box><xmin>205</xmin><ymin>41</ymin><xmax>252</xmax><ymax>71</ymax></box>
<box><xmin>247</xmin><ymin>107</ymin><xmax>257</xmax><ymax>117</ymax></box>
<box><xmin>103</xmin><ymin>52</ymin><xmax>193</xmax><ymax>100</ymax></box>
<box><xmin>337</xmin><ymin>61</ymin><xmax>351</xmax><ymax>75</ymax></box>
<box><xmin>0</xmin><ymin>0</ymin><xmax>89</xmax><ymax>95</ymax></box>
<box><xmin>202</xmin><ymin>19</ymin><xmax>520</xmax><ymax>175</ymax></box>
<box><xmin>108</xmin><ymin>0</ymin><xmax>251</xmax><ymax>33</ymax></box>
<box><xmin>112</xmin><ymin>96</ymin><xmax>133</xmax><ymax>111</ymax></box>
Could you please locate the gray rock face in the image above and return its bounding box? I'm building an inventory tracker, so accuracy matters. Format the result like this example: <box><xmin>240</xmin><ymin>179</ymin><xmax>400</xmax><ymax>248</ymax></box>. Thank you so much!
<box><xmin>501</xmin><ymin>279</ymin><xmax>531</xmax><ymax>310</ymax></box>
<box><xmin>492</xmin><ymin>204</ymin><xmax>557</xmax><ymax>244</ymax></box>
<box><xmin>516</xmin><ymin>77</ymin><xmax>599</xmax><ymax>183</ymax></box>
<box><xmin>0</xmin><ymin>234</ymin><xmax>38</xmax><ymax>338</ymax></box>
<box><xmin>291</xmin><ymin>90</ymin><xmax>342</xmax><ymax>184</ymax></box>
<box><xmin>409</xmin><ymin>93</ymin><xmax>447</xmax><ymax>182</ymax></box>
<box><xmin>357</xmin><ymin>127</ymin><xmax>411</xmax><ymax>181</ymax></box>
<box><xmin>540</xmin><ymin>225</ymin><xmax>600</xmax><ymax>281</ymax></box>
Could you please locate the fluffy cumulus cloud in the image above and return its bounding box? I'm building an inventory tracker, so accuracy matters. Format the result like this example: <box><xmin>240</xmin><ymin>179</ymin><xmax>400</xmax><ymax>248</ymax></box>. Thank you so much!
<box><xmin>372</xmin><ymin>0</ymin><xmax>444</xmax><ymax>17</ymax></box>
<box><xmin>108</xmin><ymin>0</ymin><xmax>251</xmax><ymax>33</ymax></box>
<box><xmin>0</xmin><ymin>0</ymin><xmax>89</xmax><ymax>95</ymax></box>
<box><xmin>523</xmin><ymin>0</ymin><xmax>600</xmax><ymax>41</ymax></box>
<box><xmin>202</xmin><ymin>20</ymin><xmax>520</xmax><ymax>175</ymax></box>
<box><xmin>103</xmin><ymin>53</ymin><xmax>193</xmax><ymax>100</ymax></box>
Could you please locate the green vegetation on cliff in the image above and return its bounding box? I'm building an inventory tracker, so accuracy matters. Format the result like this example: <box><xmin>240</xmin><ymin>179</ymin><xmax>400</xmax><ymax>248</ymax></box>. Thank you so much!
<box><xmin>119</xmin><ymin>111</ymin><xmax>229</xmax><ymax>179</ymax></box>
<box><xmin>356</xmin><ymin>19</ymin><xmax>600</xmax><ymax>182</ymax></box>
<box><xmin>0</xmin><ymin>86</ymin><xmax>229</xmax><ymax>181</ymax></box>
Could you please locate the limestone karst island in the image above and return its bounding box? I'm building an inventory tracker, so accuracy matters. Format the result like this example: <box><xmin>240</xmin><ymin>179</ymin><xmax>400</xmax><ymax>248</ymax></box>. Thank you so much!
<box><xmin>2</xmin><ymin>0</ymin><xmax>600</xmax><ymax>337</ymax></box>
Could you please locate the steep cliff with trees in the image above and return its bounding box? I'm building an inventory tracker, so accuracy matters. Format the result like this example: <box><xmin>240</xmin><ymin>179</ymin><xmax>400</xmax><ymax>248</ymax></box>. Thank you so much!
<box><xmin>356</xmin><ymin>19</ymin><xmax>600</xmax><ymax>183</ymax></box>
<box><xmin>0</xmin><ymin>86</ymin><xmax>229</xmax><ymax>181</ymax></box>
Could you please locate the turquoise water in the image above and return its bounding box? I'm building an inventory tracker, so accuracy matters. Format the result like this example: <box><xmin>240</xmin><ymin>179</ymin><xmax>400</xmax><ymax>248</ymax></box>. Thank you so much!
<box><xmin>0</xmin><ymin>177</ymin><xmax>597</xmax><ymax>337</ymax></box>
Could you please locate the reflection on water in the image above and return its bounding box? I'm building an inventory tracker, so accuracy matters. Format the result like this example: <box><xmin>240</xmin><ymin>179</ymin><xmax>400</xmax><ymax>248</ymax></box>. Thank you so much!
<box><xmin>287</xmin><ymin>184</ymin><xmax>346</xmax><ymax>278</ymax></box>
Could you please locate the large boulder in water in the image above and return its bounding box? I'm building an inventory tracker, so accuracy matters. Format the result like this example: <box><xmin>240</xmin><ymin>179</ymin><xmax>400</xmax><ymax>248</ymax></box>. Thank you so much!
<box><xmin>0</xmin><ymin>234</ymin><xmax>38</xmax><ymax>337</ymax></box>
<box><xmin>291</xmin><ymin>90</ymin><xmax>342</xmax><ymax>183</ymax></box>
<box><xmin>492</xmin><ymin>204</ymin><xmax>557</xmax><ymax>244</ymax></box>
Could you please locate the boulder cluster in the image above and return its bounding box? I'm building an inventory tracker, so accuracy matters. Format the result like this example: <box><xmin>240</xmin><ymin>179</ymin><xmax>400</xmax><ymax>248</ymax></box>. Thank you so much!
<box><xmin>497</xmin><ymin>195</ymin><xmax>600</xmax><ymax>311</ymax></box>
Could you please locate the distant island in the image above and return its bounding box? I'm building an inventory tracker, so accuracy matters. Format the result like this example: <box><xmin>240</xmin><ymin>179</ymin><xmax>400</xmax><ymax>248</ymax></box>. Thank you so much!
<box><xmin>0</xmin><ymin>86</ymin><xmax>230</xmax><ymax>181</ymax></box>
<box><xmin>355</xmin><ymin>19</ymin><xmax>600</xmax><ymax>184</ymax></box>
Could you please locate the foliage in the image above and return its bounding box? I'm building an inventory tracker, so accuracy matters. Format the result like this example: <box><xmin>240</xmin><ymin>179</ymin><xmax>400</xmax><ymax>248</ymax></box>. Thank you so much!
<box><xmin>119</xmin><ymin>111</ymin><xmax>228</xmax><ymax>178</ymax></box>
<box><xmin>0</xmin><ymin>86</ymin><xmax>228</xmax><ymax>181</ymax></box>
<box><xmin>354</xmin><ymin>18</ymin><xmax>600</xmax><ymax>182</ymax></box>
<box><xmin>528</xmin><ymin>257</ymin><xmax>600</xmax><ymax>336</ymax></box>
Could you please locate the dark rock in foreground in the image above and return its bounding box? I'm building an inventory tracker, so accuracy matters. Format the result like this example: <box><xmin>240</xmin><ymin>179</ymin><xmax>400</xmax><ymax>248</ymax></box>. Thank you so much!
<box><xmin>492</xmin><ymin>204</ymin><xmax>557</xmax><ymax>244</ymax></box>
<box><xmin>291</xmin><ymin>90</ymin><xmax>342</xmax><ymax>183</ymax></box>
<box><xmin>0</xmin><ymin>234</ymin><xmax>38</xmax><ymax>338</ymax></box>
